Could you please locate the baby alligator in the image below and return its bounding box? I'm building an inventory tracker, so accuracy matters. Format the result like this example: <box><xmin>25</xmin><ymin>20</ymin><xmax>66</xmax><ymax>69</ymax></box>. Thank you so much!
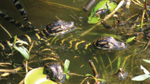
<box><xmin>44</xmin><ymin>62</ymin><xmax>65</xmax><ymax>83</ymax></box>
<box><xmin>93</xmin><ymin>36</ymin><xmax>127</xmax><ymax>50</ymax></box>
<box><xmin>0</xmin><ymin>20</ymin><xmax>76</xmax><ymax>54</ymax></box>
<box><xmin>43</xmin><ymin>20</ymin><xmax>76</xmax><ymax>36</ymax></box>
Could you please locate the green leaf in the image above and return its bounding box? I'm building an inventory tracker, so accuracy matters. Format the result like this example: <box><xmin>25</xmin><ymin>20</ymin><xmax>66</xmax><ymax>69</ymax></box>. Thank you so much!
<box><xmin>14</xmin><ymin>46</ymin><xmax>30</xmax><ymax>60</ymax></box>
<box><xmin>65</xmin><ymin>74</ymin><xmax>70</xmax><ymax>79</ymax></box>
<box><xmin>132</xmin><ymin>74</ymin><xmax>150</xmax><ymax>81</ymax></box>
<box><xmin>126</xmin><ymin>36</ymin><xmax>136</xmax><ymax>43</ymax></box>
<box><xmin>51</xmin><ymin>35</ymin><xmax>58</xmax><ymax>44</ymax></box>
<box><xmin>24</xmin><ymin>67</ymin><xmax>57</xmax><ymax>84</ymax></box>
<box><xmin>64</xmin><ymin>59</ymin><xmax>70</xmax><ymax>72</ymax></box>
<box><xmin>16</xmin><ymin>40</ymin><xmax>29</xmax><ymax>45</ymax></box>
<box><xmin>13</xmin><ymin>35</ymin><xmax>17</xmax><ymax>45</ymax></box>
<box><xmin>143</xmin><ymin>59</ymin><xmax>150</xmax><ymax>64</ymax></box>
<box><xmin>117</xmin><ymin>57</ymin><xmax>121</xmax><ymax>70</ymax></box>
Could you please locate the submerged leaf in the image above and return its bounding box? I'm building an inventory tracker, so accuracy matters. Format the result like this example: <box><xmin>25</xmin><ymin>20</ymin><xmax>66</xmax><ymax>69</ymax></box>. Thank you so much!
<box><xmin>143</xmin><ymin>59</ymin><xmax>150</xmax><ymax>64</ymax></box>
<box><xmin>132</xmin><ymin>74</ymin><xmax>150</xmax><ymax>81</ymax></box>
<box><xmin>101</xmin><ymin>34</ymin><xmax>121</xmax><ymax>39</ymax></box>
<box><xmin>140</xmin><ymin>65</ymin><xmax>150</xmax><ymax>74</ymax></box>
<box><xmin>126</xmin><ymin>36</ymin><xmax>136</xmax><ymax>43</ymax></box>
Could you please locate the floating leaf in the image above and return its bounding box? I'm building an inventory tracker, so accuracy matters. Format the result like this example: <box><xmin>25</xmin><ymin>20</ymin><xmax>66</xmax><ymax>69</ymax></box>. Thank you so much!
<box><xmin>132</xmin><ymin>74</ymin><xmax>150</xmax><ymax>81</ymax></box>
<box><xmin>143</xmin><ymin>59</ymin><xmax>150</xmax><ymax>64</ymax></box>
<box><xmin>64</xmin><ymin>59</ymin><xmax>70</xmax><ymax>72</ymax></box>
<box><xmin>14</xmin><ymin>46</ymin><xmax>30</xmax><ymax>60</ymax></box>
<box><xmin>126</xmin><ymin>36</ymin><xmax>136</xmax><ymax>43</ymax></box>
<box><xmin>24</xmin><ymin>67</ymin><xmax>57</xmax><ymax>84</ymax></box>
<box><xmin>140</xmin><ymin>65</ymin><xmax>150</xmax><ymax>74</ymax></box>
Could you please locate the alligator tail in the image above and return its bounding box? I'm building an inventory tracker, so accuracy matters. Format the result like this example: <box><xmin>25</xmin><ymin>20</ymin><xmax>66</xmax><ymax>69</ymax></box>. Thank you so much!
<box><xmin>0</xmin><ymin>11</ymin><xmax>24</xmax><ymax>28</ymax></box>
<box><xmin>13</xmin><ymin>0</ymin><xmax>40</xmax><ymax>32</ymax></box>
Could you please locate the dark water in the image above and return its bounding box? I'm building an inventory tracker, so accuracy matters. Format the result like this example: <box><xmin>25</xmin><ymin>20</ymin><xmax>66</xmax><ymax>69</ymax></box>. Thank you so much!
<box><xmin>0</xmin><ymin>0</ymin><xmax>150</xmax><ymax>84</ymax></box>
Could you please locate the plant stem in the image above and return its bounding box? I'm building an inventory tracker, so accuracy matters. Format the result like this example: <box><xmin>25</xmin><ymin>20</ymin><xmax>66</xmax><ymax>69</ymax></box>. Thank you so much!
<box><xmin>89</xmin><ymin>60</ymin><xmax>98</xmax><ymax>77</ymax></box>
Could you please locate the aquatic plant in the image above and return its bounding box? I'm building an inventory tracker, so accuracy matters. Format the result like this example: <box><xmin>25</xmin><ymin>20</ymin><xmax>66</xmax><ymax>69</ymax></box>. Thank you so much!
<box><xmin>85</xmin><ymin>74</ymin><xmax>106</xmax><ymax>83</ymax></box>
<box><xmin>63</xmin><ymin>59</ymin><xmax>70</xmax><ymax>79</ymax></box>
<box><xmin>132</xmin><ymin>59</ymin><xmax>150</xmax><ymax>81</ymax></box>
<box><xmin>8</xmin><ymin>35</ymin><xmax>30</xmax><ymax>60</ymax></box>
<box><xmin>81</xmin><ymin>60</ymin><xmax>106</xmax><ymax>84</ymax></box>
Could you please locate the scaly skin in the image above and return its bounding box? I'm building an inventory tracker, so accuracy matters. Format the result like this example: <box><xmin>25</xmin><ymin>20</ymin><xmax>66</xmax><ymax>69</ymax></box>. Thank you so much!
<box><xmin>88</xmin><ymin>0</ymin><xmax>117</xmax><ymax>24</ymax></box>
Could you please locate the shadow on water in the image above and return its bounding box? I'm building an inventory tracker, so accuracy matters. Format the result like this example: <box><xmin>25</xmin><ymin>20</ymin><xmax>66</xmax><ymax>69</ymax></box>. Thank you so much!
<box><xmin>0</xmin><ymin>0</ymin><xmax>150</xmax><ymax>84</ymax></box>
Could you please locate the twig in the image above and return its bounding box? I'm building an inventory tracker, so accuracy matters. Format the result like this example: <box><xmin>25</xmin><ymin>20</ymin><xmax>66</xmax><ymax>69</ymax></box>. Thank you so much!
<box><xmin>84</xmin><ymin>0</ymin><xmax>96</xmax><ymax>11</ymax></box>
<box><xmin>25</xmin><ymin>41</ymin><xmax>34</xmax><ymax>74</ymax></box>
<box><xmin>89</xmin><ymin>60</ymin><xmax>98</xmax><ymax>76</ymax></box>
<box><xmin>104</xmin><ymin>0</ymin><xmax>125</xmax><ymax>21</ymax></box>
<box><xmin>131</xmin><ymin>0</ymin><xmax>143</xmax><ymax>7</ymax></box>
<box><xmin>38</xmin><ymin>0</ymin><xmax>81</xmax><ymax>11</ymax></box>
<box><xmin>69</xmin><ymin>72</ymin><xmax>84</xmax><ymax>76</ymax></box>
<box><xmin>124</xmin><ymin>13</ymin><xmax>139</xmax><ymax>22</ymax></box>
<box><xmin>80</xmin><ymin>77</ymin><xmax>89</xmax><ymax>84</ymax></box>
<box><xmin>0</xmin><ymin>62</ymin><xmax>12</xmax><ymax>65</ymax></box>
<box><xmin>0</xmin><ymin>67</ymin><xmax>22</xmax><ymax>77</ymax></box>
<box><xmin>143</xmin><ymin>39</ymin><xmax>150</xmax><ymax>51</ymax></box>
<box><xmin>0</xmin><ymin>24</ymin><xmax>12</xmax><ymax>38</ymax></box>
<box><xmin>19</xmin><ymin>79</ymin><xmax>24</xmax><ymax>84</ymax></box>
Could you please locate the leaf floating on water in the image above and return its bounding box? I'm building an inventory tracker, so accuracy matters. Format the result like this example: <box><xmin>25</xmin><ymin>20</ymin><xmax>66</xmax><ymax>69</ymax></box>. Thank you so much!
<box><xmin>126</xmin><ymin>36</ymin><xmax>136</xmax><ymax>43</ymax></box>
<box><xmin>24</xmin><ymin>67</ymin><xmax>57</xmax><ymax>84</ymax></box>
